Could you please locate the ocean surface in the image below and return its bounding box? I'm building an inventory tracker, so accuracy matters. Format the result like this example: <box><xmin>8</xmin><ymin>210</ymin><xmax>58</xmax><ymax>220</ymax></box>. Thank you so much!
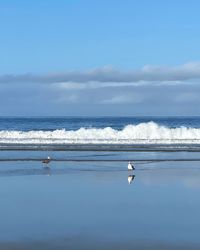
<box><xmin>0</xmin><ymin>117</ymin><xmax>200</xmax><ymax>249</ymax></box>
<box><xmin>1</xmin><ymin>116</ymin><xmax>200</xmax><ymax>150</ymax></box>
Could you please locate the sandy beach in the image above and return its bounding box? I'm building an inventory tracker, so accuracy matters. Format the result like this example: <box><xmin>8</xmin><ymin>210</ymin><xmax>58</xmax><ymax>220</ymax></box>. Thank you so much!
<box><xmin>0</xmin><ymin>150</ymin><xmax>199</xmax><ymax>249</ymax></box>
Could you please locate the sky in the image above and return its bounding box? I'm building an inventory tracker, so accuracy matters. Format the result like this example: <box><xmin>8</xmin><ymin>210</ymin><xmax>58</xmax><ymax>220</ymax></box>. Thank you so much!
<box><xmin>1</xmin><ymin>0</ymin><xmax>200</xmax><ymax>116</ymax></box>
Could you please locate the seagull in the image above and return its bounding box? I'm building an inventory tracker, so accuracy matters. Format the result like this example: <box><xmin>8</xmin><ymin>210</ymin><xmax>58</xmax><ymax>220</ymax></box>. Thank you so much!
<box><xmin>128</xmin><ymin>161</ymin><xmax>135</xmax><ymax>170</ymax></box>
<box><xmin>42</xmin><ymin>156</ymin><xmax>51</xmax><ymax>164</ymax></box>
<box><xmin>128</xmin><ymin>175</ymin><xmax>135</xmax><ymax>184</ymax></box>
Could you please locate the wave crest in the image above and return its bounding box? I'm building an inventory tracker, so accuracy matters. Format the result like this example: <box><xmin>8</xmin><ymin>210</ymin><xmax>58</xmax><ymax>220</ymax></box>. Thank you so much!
<box><xmin>0</xmin><ymin>122</ymin><xmax>200</xmax><ymax>144</ymax></box>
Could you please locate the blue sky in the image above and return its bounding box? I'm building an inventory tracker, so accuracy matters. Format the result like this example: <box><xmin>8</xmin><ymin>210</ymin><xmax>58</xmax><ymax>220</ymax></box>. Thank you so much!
<box><xmin>1</xmin><ymin>0</ymin><xmax>200</xmax><ymax>116</ymax></box>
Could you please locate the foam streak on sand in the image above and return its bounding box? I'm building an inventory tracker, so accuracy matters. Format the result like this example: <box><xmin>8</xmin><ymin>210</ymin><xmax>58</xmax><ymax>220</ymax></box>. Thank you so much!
<box><xmin>1</xmin><ymin>122</ymin><xmax>200</xmax><ymax>145</ymax></box>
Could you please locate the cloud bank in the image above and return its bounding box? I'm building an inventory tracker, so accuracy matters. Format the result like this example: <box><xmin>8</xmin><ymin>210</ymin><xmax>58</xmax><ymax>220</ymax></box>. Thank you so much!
<box><xmin>1</xmin><ymin>62</ymin><xmax>200</xmax><ymax>116</ymax></box>
<box><xmin>1</xmin><ymin>62</ymin><xmax>200</xmax><ymax>84</ymax></box>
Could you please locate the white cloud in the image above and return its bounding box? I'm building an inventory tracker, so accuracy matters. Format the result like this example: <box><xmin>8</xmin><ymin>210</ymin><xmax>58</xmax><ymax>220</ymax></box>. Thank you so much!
<box><xmin>2</xmin><ymin>61</ymin><xmax>200</xmax><ymax>84</ymax></box>
<box><xmin>101</xmin><ymin>94</ymin><xmax>142</xmax><ymax>104</ymax></box>
<box><xmin>52</xmin><ymin>81</ymin><xmax>145</xmax><ymax>90</ymax></box>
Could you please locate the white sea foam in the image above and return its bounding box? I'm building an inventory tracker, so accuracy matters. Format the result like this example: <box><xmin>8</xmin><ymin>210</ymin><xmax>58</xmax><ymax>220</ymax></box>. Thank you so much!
<box><xmin>1</xmin><ymin>122</ymin><xmax>200</xmax><ymax>144</ymax></box>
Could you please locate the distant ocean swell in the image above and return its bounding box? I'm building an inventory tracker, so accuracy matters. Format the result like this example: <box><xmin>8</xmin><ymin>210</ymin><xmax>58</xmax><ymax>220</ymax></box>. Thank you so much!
<box><xmin>1</xmin><ymin>122</ymin><xmax>200</xmax><ymax>145</ymax></box>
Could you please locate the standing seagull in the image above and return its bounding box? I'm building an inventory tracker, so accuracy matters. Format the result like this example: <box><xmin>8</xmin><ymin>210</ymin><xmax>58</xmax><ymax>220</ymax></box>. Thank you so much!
<box><xmin>42</xmin><ymin>156</ymin><xmax>51</xmax><ymax>164</ymax></box>
<box><xmin>128</xmin><ymin>161</ymin><xmax>135</xmax><ymax>170</ymax></box>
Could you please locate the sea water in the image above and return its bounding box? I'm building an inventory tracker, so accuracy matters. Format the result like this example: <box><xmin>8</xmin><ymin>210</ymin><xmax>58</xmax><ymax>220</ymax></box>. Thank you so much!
<box><xmin>0</xmin><ymin>117</ymin><xmax>200</xmax><ymax>249</ymax></box>
<box><xmin>1</xmin><ymin>116</ymin><xmax>200</xmax><ymax>147</ymax></box>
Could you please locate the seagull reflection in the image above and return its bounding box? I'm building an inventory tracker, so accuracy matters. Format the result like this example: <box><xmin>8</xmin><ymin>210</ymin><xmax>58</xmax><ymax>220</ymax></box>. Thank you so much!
<box><xmin>128</xmin><ymin>175</ymin><xmax>135</xmax><ymax>184</ymax></box>
<box><xmin>43</xmin><ymin>166</ymin><xmax>51</xmax><ymax>176</ymax></box>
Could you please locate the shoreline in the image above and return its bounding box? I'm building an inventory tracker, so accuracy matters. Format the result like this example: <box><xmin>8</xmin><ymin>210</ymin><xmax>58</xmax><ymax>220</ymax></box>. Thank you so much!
<box><xmin>2</xmin><ymin>143</ymin><xmax>200</xmax><ymax>152</ymax></box>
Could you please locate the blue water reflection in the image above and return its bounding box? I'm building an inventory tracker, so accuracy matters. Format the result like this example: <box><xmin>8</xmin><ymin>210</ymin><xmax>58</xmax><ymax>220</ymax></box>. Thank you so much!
<box><xmin>0</xmin><ymin>160</ymin><xmax>199</xmax><ymax>248</ymax></box>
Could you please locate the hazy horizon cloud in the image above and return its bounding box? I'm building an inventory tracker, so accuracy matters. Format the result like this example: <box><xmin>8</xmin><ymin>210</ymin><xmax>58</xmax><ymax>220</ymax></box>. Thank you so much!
<box><xmin>1</xmin><ymin>62</ymin><xmax>200</xmax><ymax>85</ymax></box>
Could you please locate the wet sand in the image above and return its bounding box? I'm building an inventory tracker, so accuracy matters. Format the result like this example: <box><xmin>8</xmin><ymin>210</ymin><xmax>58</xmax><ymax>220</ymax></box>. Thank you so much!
<box><xmin>0</xmin><ymin>152</ymin><xmax>199</xmax><ymax>249</ymax></box>
<box><xmin>0</xmin><ymin>241</ymin><xmax>200</xmax><ymax>250</ymax></box>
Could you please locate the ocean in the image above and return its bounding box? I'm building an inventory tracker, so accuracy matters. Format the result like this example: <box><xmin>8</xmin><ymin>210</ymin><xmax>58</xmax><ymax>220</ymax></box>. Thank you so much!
<box><xmin>0</xmin><ymin>117</ymin><xmax>200</xmax><ymax>249</ymax></box>
<box><xmin>1</xmin><ymin>116</ymin><xmax>200</xmax><ymax>149</ymax></box>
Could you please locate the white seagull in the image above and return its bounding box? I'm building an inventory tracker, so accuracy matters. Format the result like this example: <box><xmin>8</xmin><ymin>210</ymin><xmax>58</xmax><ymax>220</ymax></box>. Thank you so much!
<box><xmin>128</xmin><ymin>161</ymin><xmax>135</xmax><ymax>170</ymax></box>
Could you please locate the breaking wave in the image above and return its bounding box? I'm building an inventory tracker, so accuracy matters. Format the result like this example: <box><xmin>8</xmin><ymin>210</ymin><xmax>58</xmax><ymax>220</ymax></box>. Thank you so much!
<box><xmin>1</xmin><ymin>122</ymin><xmax>200</xmax><ymax>145</ymax></box>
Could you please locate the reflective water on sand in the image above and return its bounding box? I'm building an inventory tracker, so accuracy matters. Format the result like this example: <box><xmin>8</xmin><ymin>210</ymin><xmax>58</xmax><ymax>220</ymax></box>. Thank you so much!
<box><xmin>0</xmin><ymin>157</ymin><xmax>199</xmax><ymax>249</ymax></box>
